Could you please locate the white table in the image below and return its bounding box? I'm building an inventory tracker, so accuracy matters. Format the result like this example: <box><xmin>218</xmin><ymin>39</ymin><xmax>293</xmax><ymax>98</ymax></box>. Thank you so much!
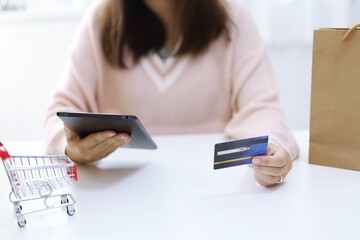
<box><xmin>1</xmin><ymin>130</ymin><xmax>360</xmax><ymax>240</ymax></box>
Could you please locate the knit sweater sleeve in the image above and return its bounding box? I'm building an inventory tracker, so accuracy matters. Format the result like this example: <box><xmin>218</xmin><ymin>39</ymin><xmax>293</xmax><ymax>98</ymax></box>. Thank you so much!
<box><xmin>44</xmin><ymin>4</ymin><xmax>101</xmax><ymax>154</ymax></box>
<box><xmin>223</xmin><ymin>2</ymin><xmax>299</xmax><ymax>160</ymax></box>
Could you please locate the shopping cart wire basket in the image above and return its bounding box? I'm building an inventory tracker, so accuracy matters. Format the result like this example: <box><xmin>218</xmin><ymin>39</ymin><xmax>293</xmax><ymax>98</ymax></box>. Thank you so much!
<box><xmin>0</xmin><ymin>141</ymin><xmax>78</xmax><ymax>227</ymax></box>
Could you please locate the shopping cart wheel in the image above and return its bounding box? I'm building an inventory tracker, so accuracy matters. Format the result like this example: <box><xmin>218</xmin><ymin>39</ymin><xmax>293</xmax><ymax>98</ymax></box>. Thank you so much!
<box><xmin>61</xmin><ymin>194</ymin><xmax>69</xmax><ymax>204</ymax></box>
<box><xmin>67</xmin><ymin>206</ymin><xmax>75</xmax><ymax>216</ymax></box>
<box><xmin>17</xmin><ymin>218</ymin><xmax>26</xmax><ymax>228</ymax></box>
<box><xmin>14</xmin><ymin>204</ymin><xmax>22</xmax><ymax>213</ymax></box>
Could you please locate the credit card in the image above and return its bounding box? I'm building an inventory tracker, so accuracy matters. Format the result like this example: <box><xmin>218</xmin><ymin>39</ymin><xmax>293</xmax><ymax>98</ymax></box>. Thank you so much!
<box><xmin>214</xmin><ymin>136</ymin><xmax>268</xmax><ymax>170</ymax></box>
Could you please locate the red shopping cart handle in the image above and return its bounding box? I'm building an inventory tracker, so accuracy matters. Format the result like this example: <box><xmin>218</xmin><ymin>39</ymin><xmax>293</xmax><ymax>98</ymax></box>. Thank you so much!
<box><xmin>0</xmin><ymin>141</ymin><xmax>11</xmax><ymax>160</ymax></box>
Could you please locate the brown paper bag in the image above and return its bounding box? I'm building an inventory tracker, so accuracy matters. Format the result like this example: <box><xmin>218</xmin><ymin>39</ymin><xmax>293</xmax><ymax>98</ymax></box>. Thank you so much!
<box><xmin>309</xmin><ymin>24</ymin><xmax>360</xmax><ymax>171</ymax></box>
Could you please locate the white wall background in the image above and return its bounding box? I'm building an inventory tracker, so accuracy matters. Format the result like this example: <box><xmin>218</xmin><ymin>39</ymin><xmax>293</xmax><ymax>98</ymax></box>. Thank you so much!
<box><xmin>0</xmin><ymin>0</ymin><xmax>359</xmax><ymax>141</ymax></box>
<box><xmin>0</xmin><ymin>6</ymin><xmax>82</xmax><ymax>142</ymax></box>
<box><xmin>241</xmin><ymin>0</ymin><xmax>360</xmax><ymax>133</ymax></box>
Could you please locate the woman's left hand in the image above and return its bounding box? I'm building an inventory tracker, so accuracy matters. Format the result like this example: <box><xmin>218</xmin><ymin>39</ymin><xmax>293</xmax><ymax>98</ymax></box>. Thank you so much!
<box><xmin>250</xmin><ymin>143</ymin><xmax>292</xmax><ymax>187</ymax></box>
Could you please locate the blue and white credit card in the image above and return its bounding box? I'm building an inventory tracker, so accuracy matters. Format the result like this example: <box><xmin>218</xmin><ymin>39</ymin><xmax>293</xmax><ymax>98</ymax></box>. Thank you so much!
<box><xmin>214</xmin><ymin>136</ymin><xmax>268</xmax><ymax>170</ymax></box>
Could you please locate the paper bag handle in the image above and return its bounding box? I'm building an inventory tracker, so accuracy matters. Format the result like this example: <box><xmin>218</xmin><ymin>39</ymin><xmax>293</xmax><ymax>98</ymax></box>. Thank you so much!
<box><xmin>343</xmin><ymin>23</ymin><xmax>360</xmax><ymax>41</ymax></box>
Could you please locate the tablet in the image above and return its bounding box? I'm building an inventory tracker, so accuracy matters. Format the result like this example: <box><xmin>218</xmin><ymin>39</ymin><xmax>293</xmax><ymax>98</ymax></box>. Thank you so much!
<box><xmin>57</xmin><ymin>112</ymin><xmax>157</xmax><ymax>150</ymax></box>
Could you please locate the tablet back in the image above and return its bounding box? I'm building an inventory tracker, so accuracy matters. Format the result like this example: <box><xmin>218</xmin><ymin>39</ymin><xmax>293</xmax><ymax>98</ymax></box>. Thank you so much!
<box><xmin>57</xmin><ymin>112</ymin><xmax>157</xmax><ymax>150</ymax></box>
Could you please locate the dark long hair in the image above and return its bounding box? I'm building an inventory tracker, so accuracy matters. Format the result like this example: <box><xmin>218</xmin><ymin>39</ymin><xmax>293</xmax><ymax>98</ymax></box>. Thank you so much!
<box><xmin>100</xmin><ymin>0</ymin><xmax>230</xmax><ymax>68</ymax></box>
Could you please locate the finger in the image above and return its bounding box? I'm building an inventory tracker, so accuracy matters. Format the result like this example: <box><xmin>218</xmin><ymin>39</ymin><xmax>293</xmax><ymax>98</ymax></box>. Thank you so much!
<box><xmin>66</xmin><ymin>132</ymin><xmax>131</xmax><ymax>162</ymax></box>
<box><xmin>254</xmin><ymin>174</ymin><xmax>276</xmax><ymax>187</ymax></box>
<box><xmin>67</xmin><ymin>131</ymin><xmax>118</xmax><ymax>162</ymax></box>
<box><xmin>267</xmin><ymin>142</ymin><xmax>282</xmax><ymax>155</ymax></box>
<box><xmin>255</xmin><ymin>172</ymin><xmax>281</xmax><ymax>186</ymax></box>
<box><xmin>81</xmin><ymin>131</ymin><xmax>118</xmax><ymax>149</ymax></box>
<box><xmin>252</xmin><ymin>155</ymin><xmax>287</xmax><ymax>167</ymax></box>
<box><xmin>252</xmin><ymin>143</ymin><xmax>290</xmax><ymax>167</ymax></box>
<box><xmin>250</xmin><ymin>162</ymin><xmax>291</xmax><ymax>177</ymax></box>
<box><xmin>90</xmin><ymin>132</ymin><xmax>130</xmax><ymax>150</ymax></box>
<box><xmin>64</xmin><ymin>125</ymin><xmax>79</xmax><ymax>141</ymax></box>
<box><xmin>92</xmin><ymin>140</ymin><xmax>125</xmax><ymax>160</ymax></box>
<box><xmin>84</xmin><ymin>133</ymin><xmax>131</xmax><ymax>159</ymax></box>
<box><xmin>115</xmin><ymin>133</ymin><xmax>132</xmax><ymax>143</ymax></box>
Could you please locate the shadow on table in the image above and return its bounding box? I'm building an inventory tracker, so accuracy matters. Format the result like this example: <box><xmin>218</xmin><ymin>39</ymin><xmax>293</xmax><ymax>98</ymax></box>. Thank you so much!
<box><xmin>201</xmin><ymin>169</ymin><xmax>285</xmax><ymax>200</ymax></box>
<box><xmin>73</xmin><ymin>159</ymin><xmax>150</xmax><ymax>189</ymax></box>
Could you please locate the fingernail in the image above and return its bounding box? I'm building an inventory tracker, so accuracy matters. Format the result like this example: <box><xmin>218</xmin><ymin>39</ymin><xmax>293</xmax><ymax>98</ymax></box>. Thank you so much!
<box><xmin>120</xmin><ymin>137</ymin><xmax>129</xmax><ymax>142</ymax></box>
<box><xmin>252</xmin><ymin>157</ymin><xmax>260</xmax><ymax>164</ymax></box>
<box><xmin>108</xmin><ymin>132</ymin><xmax>116</xmax><ymax>137</ymax></box>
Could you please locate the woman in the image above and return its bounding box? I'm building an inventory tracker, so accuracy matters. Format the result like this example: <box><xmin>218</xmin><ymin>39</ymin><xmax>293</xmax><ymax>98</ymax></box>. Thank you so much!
<box><xmin>45</xmin><ymin>0</ymin><xmax>299</xmax><ymax>187</ymax></box>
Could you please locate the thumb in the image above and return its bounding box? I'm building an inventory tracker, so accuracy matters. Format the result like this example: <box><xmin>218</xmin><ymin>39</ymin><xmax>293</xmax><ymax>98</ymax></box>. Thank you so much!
<box><xmin>64</xmin><ymin>125</ymin><xmax>79</xmax><ymax>141</ymax></box>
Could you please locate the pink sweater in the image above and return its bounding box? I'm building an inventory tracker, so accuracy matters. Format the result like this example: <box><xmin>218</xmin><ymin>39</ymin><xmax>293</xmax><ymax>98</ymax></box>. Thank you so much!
<box><xmin>44</xmin><ymin>0</ymin><xmax>299</xmax><ymax>160</ymax></box>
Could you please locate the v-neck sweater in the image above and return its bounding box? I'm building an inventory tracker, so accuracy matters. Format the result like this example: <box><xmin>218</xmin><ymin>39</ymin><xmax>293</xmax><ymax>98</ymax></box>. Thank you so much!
<box><xmin>44</xmin><ymin>0</ymin><xmax>299</xmax><ymax>160</ymax></box>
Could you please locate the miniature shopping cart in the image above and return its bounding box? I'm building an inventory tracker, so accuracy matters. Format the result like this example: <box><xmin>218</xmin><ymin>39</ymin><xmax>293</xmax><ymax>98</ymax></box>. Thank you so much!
<box><xmin>0</xmin><ymin>141</ymin><xmax>77</xmax><ymax>227</ymax></box>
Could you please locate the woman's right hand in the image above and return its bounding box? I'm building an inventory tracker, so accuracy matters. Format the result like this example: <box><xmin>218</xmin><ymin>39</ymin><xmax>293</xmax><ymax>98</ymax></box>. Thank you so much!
<box><xmin>64</xmin><ymin>126</ymin><xmax>131</xmax><ymax>163</ymax></box>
